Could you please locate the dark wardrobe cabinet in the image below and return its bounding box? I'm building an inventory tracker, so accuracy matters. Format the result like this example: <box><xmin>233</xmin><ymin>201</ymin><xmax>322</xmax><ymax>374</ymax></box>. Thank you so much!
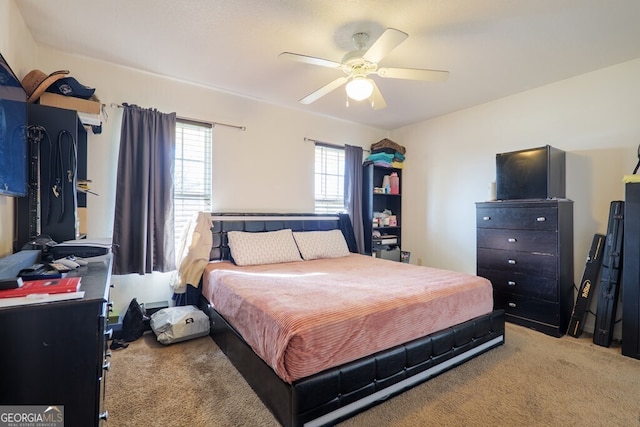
<box><xmin>622</xmin><ymin>182</ymin><xmax>640</xmax><ymax>359</ymax></box>
<box><xmin>15</xmin><ymin>104</ymin><xmax>87</xmax><ymax>250</ymax></box>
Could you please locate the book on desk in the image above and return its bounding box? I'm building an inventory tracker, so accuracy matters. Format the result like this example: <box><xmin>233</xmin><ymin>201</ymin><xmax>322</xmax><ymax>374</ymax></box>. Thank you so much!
<box><xmin>0</xmin><ymin>277</ymin><xmax>81</xmax><ymax>299</ymax></box>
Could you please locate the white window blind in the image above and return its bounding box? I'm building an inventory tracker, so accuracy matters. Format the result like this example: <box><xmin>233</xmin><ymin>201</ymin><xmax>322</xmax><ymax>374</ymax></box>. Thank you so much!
<box><xmin>314</xmin><ymin>144</ymin><xmax>345</xmax><ymax>214</ymax></box>
<box><xmin>174</xmin><ymin>119</ymin><xmax>212</xmax><ymax>247</ymax></box>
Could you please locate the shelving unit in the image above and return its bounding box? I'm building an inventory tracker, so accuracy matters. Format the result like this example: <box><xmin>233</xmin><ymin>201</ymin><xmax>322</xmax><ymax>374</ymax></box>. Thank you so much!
<box><xmin>362</xmin><ymin>163</ymin><xmax>402</xmax><ymax>260</ymax></box>
<box><xmin>15</xmin><ymin>104</ymin><xmax>88</xmax><ymax>250</ymax></box>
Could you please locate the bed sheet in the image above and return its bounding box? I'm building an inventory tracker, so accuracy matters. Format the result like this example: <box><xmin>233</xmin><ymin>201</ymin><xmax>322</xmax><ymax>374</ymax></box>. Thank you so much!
<box><xmin>202</xmin><ymin>253</ymin><xmax>493</xmax><ymax>383</ymax></box>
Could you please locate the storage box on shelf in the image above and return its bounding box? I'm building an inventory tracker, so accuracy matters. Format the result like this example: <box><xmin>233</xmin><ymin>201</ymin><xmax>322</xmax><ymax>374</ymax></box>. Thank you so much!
<box><xmin>40</xmin><ymin>92</ymin><xmax>101</xmax><ymax>114</ymax></box>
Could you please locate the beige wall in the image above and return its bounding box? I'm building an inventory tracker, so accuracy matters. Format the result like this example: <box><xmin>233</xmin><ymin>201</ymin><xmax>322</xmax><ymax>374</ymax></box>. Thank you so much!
<box><xmin>2</xmin><ymin>0</ymin><xmax>386</xmax><ymax>309</ymax></box>
<box><xmin>32</xmin><ymin>48</ymin><xmax>386</xmax><ymax>310</ymax></box>
<box><xmin>393</xmin><ymin>58</ymin><xmax>640</xmax><ymax>335</ymax></box>
<box><xmin>34</xmin><ymin>49</ymin><xmax>386</xmax><ymax>239</ymax></box>
<box><xmin>3</xmin><ymin>1</ymin><xmax>640</xmax><ymax>327</ymax></box>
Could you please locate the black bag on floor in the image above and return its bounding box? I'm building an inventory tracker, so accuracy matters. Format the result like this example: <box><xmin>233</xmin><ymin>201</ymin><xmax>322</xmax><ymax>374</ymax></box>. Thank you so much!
<box><xmin>121</xmin><ymin>298</ymin><xmax>149</xmax><ymax>342</ymax></box>
<box><xmin>593</xmin><ymin>201</ymin><xmax>624</xmax><ymax>347</ymax></box>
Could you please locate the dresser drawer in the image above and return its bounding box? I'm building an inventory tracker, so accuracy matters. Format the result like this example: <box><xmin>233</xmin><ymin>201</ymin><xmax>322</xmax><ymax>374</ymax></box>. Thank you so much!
<box><xmin>477</xmin><ymin>207</ymin><xmax>558</xmax><ymax>230</ymax></box>
<box><xmin>478</xmin><ymin>268</ymin><xmax>558</xmax><ymax>301</ymax></box>
<box><xmin>493</xmin><ymin>292</ymin><xmax>560</xmax><ymax>326</ymax></box>
<box><xmin>476</xmin><ymin>200</ymin><xmax>573</xmax><ymax>337</ymax></box>
<box><xmin>477</xmin><ymin>228</ymin><xmax>557</xmax><ymax>254</ymax></box>
<box><xmin>477</xmin><ymin>248</ymin><xmax>557</xmax><ymax>278</ymax></box>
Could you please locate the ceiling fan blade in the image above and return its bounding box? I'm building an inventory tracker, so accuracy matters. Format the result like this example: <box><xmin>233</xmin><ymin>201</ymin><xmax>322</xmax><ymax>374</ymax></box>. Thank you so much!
<box><xmin>299</xmin><ymin>76</ymin><xmax>349</xmax><ymax>104</ymax></box>
<box><xmin>377</xmin><ymin>67</ymin><xmax>449</xmax><ymax>82</ymax></box>
<box><xmin>279</xmin><ymin>52</ymin><xmax>342</xmax><ymax>69</ymax></box>
<box><xmin>362</xmin><ymin>28</ymin><xmax>408</xmax><ymax>63</ymax></box>
<box><xmin>370</xmin><ymin>80</ymin><xmax>387</xmax><ymax>110</ymax></box>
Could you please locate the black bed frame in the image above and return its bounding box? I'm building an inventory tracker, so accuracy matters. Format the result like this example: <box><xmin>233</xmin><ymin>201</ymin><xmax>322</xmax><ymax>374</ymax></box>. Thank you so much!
<box><xmin>198</xmin><ymin>213</ymin><xmax>506</xmax><ymax>427</ymax></box>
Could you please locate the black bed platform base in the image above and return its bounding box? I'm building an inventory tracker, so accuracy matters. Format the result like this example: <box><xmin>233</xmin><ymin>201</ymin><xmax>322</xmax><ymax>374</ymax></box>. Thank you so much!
<box><xmin>199</xmin><ymin>213</ymin><xmax>505</xmax><ymax>426</ymax></box>
<box><xmin>200</xmin><ymin>297</ymin><xmax>505</xmax><ymax>427</ymax></box>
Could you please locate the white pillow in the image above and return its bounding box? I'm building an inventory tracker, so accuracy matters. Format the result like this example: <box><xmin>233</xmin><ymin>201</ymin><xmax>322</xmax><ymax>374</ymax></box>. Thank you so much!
<box><xmin>227</xmin><ymin>229</ymin><xmax>302</xmax><ymax>266</ymax></box>
<box><xmin>293</xmin><ymin>229</ymin><xmax>351</xmax><ymax>260</ymax></box>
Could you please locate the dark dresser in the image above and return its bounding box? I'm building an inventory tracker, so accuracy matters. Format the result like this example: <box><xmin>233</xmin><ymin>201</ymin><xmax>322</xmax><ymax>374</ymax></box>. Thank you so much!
<box><xmin>476</xmin><ymin>199</ymin><xmax>574</xmax><ymax>337</ymax></box>
<box><xmin>622</xmin><ymin>182</ymin><xmax>640</xmax><ymax>359</ymax></box>
<box><xmin>0</xmin><ymin>254</ymin><xmax>113</xmax><ymax>426</ymax></box>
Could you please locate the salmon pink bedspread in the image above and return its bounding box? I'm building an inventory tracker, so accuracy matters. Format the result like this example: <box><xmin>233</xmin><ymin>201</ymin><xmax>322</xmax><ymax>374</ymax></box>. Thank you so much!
<box><xmin>202</xmin><ymin>254</ymin><xmax>493</xmax><ymax>383</ymax></box>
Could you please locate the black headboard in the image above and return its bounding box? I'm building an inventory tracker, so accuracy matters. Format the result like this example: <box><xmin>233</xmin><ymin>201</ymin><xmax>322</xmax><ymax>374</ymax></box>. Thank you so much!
<box><xmin>209</xmin><ymin>213</ymin><xmax>357</xmax><ymax>261</ymax></box>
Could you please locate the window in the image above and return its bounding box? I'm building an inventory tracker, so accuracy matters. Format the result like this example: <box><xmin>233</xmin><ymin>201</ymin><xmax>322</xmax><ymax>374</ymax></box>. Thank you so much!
<box><xmin>314</xmin><ymin>144</ymin><xmax>345</xmax><ymax>213</ymax></box>
<box><xmin>174</xmin><ymin>119</ymin><xmax>212</xmax><ymax>248</ymax></box>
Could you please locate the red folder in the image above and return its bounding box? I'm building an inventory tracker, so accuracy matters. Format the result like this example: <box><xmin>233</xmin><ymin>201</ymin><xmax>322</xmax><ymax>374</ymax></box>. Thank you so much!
<box><xmin>0</xmin><ymin>277</ymin><xmax>81</xmax><ymax>298</ymax></box>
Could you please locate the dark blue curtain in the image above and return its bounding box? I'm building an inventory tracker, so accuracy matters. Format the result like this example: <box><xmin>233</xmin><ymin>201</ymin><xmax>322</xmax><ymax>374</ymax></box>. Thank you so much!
<box><xmin>344</xmin><ymin>145</ymin><xmax>364</xmax><ymax>253</ymax></box>
<box><xmin>112</xmin><ymin>104</ymin><xmax>177</xmax><ymax>275</ymax></box>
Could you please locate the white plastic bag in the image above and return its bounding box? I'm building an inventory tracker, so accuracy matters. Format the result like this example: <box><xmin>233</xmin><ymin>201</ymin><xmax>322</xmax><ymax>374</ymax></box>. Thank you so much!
<box><xmin>150</xmin><ymin>305</ymin><xmax>210</xmax><ymax>345</ymax></box>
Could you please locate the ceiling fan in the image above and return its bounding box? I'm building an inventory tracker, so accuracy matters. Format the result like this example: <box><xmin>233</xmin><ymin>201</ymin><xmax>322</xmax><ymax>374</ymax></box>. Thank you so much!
<box><xmin>279</xmin><ymin>28</ymin><xmax>449</xmax><ymax>110</ymax></box>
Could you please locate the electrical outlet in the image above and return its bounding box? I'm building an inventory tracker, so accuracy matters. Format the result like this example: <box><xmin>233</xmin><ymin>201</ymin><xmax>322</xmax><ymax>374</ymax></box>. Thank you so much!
<box><xmin>417</xmin><ymin>258</ymin><xmax>423</xmax><ymax>266</ymax></box>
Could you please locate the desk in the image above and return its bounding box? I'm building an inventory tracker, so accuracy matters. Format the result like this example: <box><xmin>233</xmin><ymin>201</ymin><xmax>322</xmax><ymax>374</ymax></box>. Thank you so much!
<box><xmin>0</xmin><ymin>254</ymin><xmax>113</xmax><ymax>426</ymax></box>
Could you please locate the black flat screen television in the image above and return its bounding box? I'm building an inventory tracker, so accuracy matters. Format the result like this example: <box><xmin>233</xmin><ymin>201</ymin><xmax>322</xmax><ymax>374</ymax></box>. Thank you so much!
<box><xmin>496</xmin><ymin>145</ymin><xmax>566</xmax><ymax>200</ymax></box>
<box><xmin>0</xmin><ymin>52</ymin><xmax>28</xmax><ymax>197</ymax></box>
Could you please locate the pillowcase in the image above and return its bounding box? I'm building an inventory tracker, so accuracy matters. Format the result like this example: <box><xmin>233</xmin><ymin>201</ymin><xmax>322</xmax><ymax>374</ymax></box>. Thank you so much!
<box><xmin>227</xmin><ymin>229</ymin><xmax>302</xmax><ymax>266</ymax></box>
<box><xmin>293</xmin><ymin>229</ymin><xmax>351</xmax><ymax>260</ymax></box>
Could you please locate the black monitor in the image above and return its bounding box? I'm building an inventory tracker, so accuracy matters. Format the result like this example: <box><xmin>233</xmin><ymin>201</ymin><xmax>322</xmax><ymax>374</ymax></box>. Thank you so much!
<box><xmin>496</xmin><ymin>145</ymin><xmax>566</xmax><ymax>200</ymax></box>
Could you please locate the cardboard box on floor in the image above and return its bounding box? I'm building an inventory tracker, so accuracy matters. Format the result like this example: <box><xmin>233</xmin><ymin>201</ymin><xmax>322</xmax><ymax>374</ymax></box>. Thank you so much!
<box><xmin>39</xmin><ymin>92</ymin><xmax>101</xmax><ymax>114</ymax></box>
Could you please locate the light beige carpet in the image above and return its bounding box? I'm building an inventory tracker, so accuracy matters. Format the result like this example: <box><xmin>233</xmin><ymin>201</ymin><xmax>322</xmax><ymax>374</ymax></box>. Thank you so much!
<box><xmin>105</xmin><ymin>323</ymin><xmax>640</xmax><ymax>426</ymax></box>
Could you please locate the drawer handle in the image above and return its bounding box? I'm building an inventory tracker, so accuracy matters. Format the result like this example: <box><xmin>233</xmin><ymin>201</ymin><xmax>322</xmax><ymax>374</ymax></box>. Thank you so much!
<box><xmin>99</xmin><ymin>410</ymin><xmax>109</xmax><ymax>421</ymax></box>
<box><xmin>507</xmin><ymin>280</ymin><xmax>516</xmax><ymax>286</ymax></box>
<box><xmin>508</xmin><ymin>302</ymin><xmax>517</xmax><ymax>308</ymax></box>
<box><xmin>507</xmin><ymin>238</ymin><xmax>517</xmax><ymax>243</ymax></box>
<box><xmin>103</xmin><ymin>361</ymin><xmax>111</xmax><ymax>371</ymax></box>
<box><xmin>482</xmin><ymin>216</ymin><xmax>491</xmax><ymax>221</ymax></box>
<box><xmin>536</xmin><ymin>216</ymin><xmax>546</xmax><ymax>222</ymax></box>
<box><xmin>508</xmin><ymin>259</ymin><xmax>517</xmax><ymax>265</ymax></box>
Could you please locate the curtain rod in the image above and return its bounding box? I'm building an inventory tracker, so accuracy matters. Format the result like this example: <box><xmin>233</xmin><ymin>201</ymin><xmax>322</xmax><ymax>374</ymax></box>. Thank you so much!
<box><xmin>304</xmin><ymin>137</ymin><xmax>370</xmax><ymax>152</ymax></box>
<box><xmin>108</xmin><ymin>103</ymin><xmax>246</xmax><ymax>131</ymax></box>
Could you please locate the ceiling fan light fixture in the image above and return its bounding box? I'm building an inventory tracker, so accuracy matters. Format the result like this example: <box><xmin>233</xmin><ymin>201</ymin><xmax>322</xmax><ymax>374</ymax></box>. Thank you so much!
<box><xmin>282</xmin><ymin>28</ymin><xmax>447</xmax><ymax>109</ymax></box>
<box><xmin>345</xmin><ymin>77</ymin><xmax>373</xmax><ymax>101</ymax></box>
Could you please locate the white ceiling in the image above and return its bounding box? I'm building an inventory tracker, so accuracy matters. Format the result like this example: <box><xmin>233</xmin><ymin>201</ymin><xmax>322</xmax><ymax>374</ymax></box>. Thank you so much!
<box><xmin>15</xmin><ymin>0</ymin><xmax>640</xmax><ymax>130</ymax></box>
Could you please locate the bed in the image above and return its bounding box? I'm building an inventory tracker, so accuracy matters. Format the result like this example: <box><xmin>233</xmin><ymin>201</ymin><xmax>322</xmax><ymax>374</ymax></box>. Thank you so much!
<box><xmin>196</xmin><ymin>213</ymin><xmax>505</xmax><ymax>427</ymax></box>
